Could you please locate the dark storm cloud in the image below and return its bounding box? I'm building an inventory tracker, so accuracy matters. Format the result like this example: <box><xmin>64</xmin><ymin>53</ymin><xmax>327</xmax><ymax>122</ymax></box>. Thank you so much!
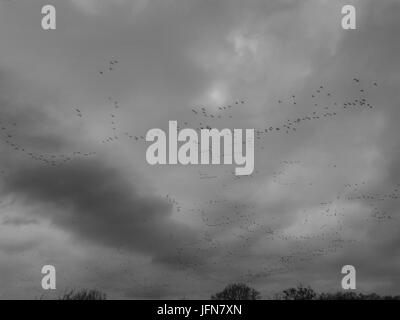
<box><xmin>1</xmin><ymin>157</ymin><xmax>199</xmax><ymax>258</ymax></box>
<box><xmin>0</xmin><ymin>67</ymin><xmax>197</xmax><ymax>266</ymax></box>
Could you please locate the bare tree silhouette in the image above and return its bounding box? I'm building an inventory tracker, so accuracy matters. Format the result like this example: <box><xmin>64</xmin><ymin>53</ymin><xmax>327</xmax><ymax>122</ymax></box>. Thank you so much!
<box><xmin>58</xmin><ymin>289</ymin><xmax>106</xmax><ymax>300</ymax></box>
<box><xmin>211</xmin><ymin>283</ymin><xmax>261</xmax><ymax>300</ymax></box>
<box><xmin>278</xmin><ymin>285</ymin><xmax>317</xmax><ymax>300</ymax></box>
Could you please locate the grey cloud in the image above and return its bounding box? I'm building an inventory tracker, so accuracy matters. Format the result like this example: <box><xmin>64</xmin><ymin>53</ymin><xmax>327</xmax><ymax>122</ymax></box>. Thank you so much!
<box><xmin>2</xmin><ymin>158</ymin><xmax>196</xmax><ymax>259</ymax></box>
<box><xmin>0</xmin><ymin>68</ymin><xmax>196</xmax><ymax>269</ymax></box>
<box><xmin>2</xmin><ymin>216</ymin><xmax>38</xmax><ymax>227</ymax></box>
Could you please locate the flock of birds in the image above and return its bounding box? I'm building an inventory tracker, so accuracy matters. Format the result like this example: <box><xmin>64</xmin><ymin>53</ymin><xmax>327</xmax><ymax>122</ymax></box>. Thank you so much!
<box><xmin>127</xmin><ymin>75</ymin><xmax>400</xmax><ymax>283</ymax></box>
<box><xmin>1</xmin><ymin>56</ymin><xmax>398</xmax><ymax>293</ymax></box>
<box><xmin>98</xmin><ymin>59</ymin><xmax>119</xmax><ymax>75</ymax></box>
<box><xmin>0</xmin><ymin>118</ymin><xmax>97</xmax><ymax>167</ymax></box>
<box><xmin>168</xmin><ymin>174</ymin><xmax>400</xmax><ymax>281</ymax></box>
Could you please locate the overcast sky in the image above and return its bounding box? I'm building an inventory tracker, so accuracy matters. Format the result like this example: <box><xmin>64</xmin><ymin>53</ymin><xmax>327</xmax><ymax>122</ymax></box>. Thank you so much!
<box><xmin>1</xmin><ymin>0</ymin><xmax>400</xmax><ymax>299</ymax></box>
